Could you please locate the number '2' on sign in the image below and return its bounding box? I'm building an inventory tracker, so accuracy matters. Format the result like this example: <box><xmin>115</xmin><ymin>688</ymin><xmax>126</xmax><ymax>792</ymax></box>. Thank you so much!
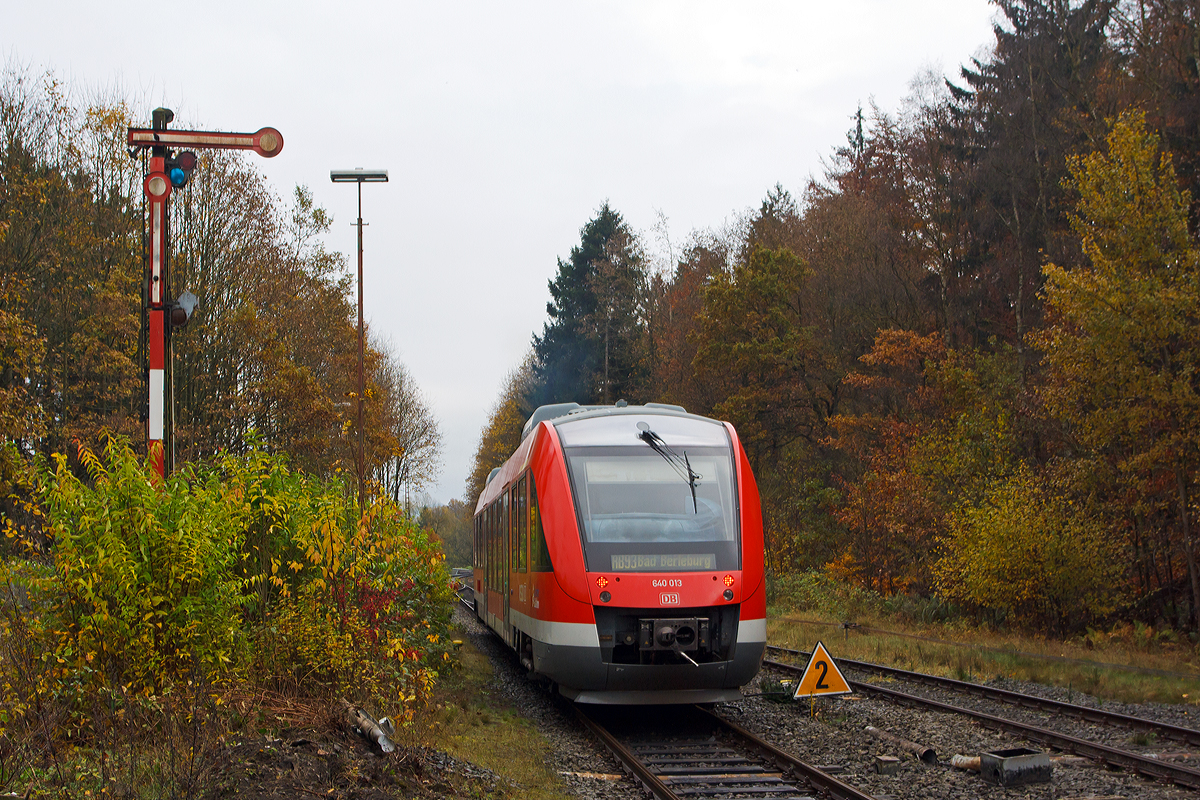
<box><xmin>792</xmin><ymin>641</ymin><xmax>852</xmax><ymax>699</ymax></box>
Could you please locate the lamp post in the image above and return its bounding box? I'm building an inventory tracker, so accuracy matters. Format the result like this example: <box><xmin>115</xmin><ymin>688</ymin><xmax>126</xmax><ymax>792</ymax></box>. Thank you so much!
<box><xmin>330</xmin><ymin>168</ymin><xmax>388</xmax><ymax>510</ymax></box>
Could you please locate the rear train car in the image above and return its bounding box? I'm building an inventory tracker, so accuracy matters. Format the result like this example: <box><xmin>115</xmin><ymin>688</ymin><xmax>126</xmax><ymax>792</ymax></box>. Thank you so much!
<box><xmin>470</xmin><ymin>402</ymin><xmax>766</xmax><ymax>704</ymax></box>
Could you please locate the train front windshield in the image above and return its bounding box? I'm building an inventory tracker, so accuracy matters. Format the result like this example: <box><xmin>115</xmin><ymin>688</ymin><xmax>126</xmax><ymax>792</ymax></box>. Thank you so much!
<box><xmin>557</xmin><ymin>414</ymin><xmax>740</xmax><ymax>572</ymax></box>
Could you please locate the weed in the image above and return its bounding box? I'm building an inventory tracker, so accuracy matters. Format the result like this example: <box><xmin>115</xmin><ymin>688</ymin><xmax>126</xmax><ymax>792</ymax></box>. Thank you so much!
<box><xmin>1129</xmin><ymin>731</ymin><xmax>1158</xmax><ymax>747</ymax></box>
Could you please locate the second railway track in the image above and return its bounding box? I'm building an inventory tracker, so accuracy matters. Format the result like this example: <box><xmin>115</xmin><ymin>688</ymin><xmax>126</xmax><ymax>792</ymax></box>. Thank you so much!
<box><xmin>765</xmin><ymin>645</ymin><xmax>1200</xmax><ymax>790</ymax></box>
<box><xmin>767</xmin><ymin>644</ymin><xmax>1200</xmax><ymax>747</ymax></box>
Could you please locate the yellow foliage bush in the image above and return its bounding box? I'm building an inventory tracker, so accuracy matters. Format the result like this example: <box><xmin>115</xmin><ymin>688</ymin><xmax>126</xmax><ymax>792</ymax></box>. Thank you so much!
<box><xmin>934</xmin><ymin>465</ymin><xmax>1126</xmax><ymax>630</ymax></box>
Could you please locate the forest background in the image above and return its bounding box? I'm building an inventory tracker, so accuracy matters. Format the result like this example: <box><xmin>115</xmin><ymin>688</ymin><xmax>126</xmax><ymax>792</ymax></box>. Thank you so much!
<box><xmin>5</xmin><ymin>0</ymin><xmax>1200</xmax><ymax>647</ymax></box>
<box><xmin>435</xmin><ymin>0</ymin><xmax>1200</xmax><ymax>639</ymax></box>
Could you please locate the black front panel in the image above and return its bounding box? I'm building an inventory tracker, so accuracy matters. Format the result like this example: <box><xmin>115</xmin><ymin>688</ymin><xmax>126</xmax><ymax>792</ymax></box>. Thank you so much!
<box><xmin>593</xmin><ymin>604</ymin><xmax>740</xmax><ymax>666</ymax></box>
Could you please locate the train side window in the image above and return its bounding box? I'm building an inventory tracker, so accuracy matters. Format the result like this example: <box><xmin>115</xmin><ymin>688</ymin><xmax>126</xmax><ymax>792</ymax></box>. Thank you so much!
<box><xmin>516</xmin><ymin>476</ymin><xmax>528</xmax><ymax>572</ymax></box>
<box><xmin>502</xmin><ymin>490</ymin><xmax>510</xmax><ymax>573</ymax></box>
<box><xmin>530</xmin><ymin>475</ymin><xmax>553</xmax><ymax>572</ymax></box>
<box><xmin>492</xmin><ymin>501</ymin><xmax>499</xmax><ymax>585</ymax></box>
<box><xmin>488</xmin><ymin>503</ymin><xmax>495</xmax><ymax>587</ymax></box>
<box><xmin>509</xmin><ymin>485</ymin><xmax>518</xmax><ymax>573</ymax></box>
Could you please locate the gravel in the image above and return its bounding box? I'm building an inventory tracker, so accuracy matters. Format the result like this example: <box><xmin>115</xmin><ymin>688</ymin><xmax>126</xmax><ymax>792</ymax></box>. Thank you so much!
<box><xmin>453</xmin><ymin>605</ymin><xmax>645</xmax><ymax>800</ymax></box>
<box><xmin>460</xmin><ymin>606</ymin><xmax>1199</xmax><ymax>799</ymax></box>
<box><xmin>726</xmin><ymin>664</ymin><xmax>1198</xmax><ymax>799</ymax></box>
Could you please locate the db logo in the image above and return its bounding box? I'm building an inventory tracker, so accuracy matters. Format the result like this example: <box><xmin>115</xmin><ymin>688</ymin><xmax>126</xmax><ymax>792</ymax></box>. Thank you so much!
<box><xmin>660</xmin><ymin>592</ymin><xmax>680</xmax><ymax>606</ymax></box>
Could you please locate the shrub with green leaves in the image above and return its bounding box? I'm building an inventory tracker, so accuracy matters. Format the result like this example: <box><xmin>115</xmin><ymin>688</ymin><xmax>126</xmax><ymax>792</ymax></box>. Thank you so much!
<box><xmin>0</xmin><ymin>436</ymin><xmax>454</xmax><ymax>739</ymax></box>
<box><xmin>19</xmin><ymin>439</ymin><xmax>249</xmax><ymax>697</ymax></box>
<box><xmin>934</xmin><ymin>465</ymin><xmax>1126</xmax><ymax>631</ymax></box>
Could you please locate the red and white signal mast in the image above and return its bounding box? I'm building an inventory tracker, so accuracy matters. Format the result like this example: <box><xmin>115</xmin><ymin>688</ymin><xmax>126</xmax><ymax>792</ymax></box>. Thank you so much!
<box><xmin>128</xmin><ymin>108</ymin><xmax>283</xmax><ymax>477</ymax></box>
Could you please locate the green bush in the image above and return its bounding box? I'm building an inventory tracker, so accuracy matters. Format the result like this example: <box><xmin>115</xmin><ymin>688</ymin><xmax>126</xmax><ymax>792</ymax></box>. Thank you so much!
<box><xmin>934</xmin><ymin>465</ymin><xmax>1126</xmax><ymax>632</ymax></box>
<box><xmin>0</xmin><ymin>436</ymin><xmax>454</xmax><ymax>740</ymax></box>
<box><xmin>768</xmin><ymin>569</ymin><xmax>882</xmax><ymax>618</ymax></box>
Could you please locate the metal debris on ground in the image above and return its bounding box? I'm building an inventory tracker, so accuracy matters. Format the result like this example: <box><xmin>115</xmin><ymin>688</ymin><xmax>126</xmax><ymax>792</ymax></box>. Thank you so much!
<box><xmin>347</xmin><ymin>704</ymin><xmax>396</xmax><ymax>754</ymax></box>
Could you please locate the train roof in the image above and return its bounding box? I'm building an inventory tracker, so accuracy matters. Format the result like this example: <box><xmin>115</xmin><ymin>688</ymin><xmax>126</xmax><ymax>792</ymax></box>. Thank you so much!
<box><xmin>520</xmin><ymin>401</ymin><xmax>690</xmax><ymax>440</ymax></box>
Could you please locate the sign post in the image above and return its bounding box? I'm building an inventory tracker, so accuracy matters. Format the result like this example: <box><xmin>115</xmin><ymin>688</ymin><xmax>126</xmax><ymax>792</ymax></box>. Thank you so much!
<box><xmin>127</xmin><ymin>108</ymin><xmax>283</xmax><ymax>476</ymax></box>
<box><xmin>792</xmin><ymin>640</ymin><xmax>853</xmax><ymax>715</ymax></box>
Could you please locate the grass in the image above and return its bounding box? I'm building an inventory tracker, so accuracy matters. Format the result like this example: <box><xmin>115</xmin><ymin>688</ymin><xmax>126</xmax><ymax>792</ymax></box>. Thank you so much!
<box><xmin>412</xmin><ymin>632</ymin><xmax>574</xmax><ymax>800</ymax></box>
<box><xmin>767</xmin><ymin>607</ymin><xmax>1200</xmax><ymax>706</ymax></box>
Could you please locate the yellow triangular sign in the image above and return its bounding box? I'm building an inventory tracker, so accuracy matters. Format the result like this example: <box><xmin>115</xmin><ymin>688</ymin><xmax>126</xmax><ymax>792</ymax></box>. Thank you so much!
<box><xmin>792</xmin><ymin>640</ymin><xmax>852</xmax><ymax>698</ymax></box>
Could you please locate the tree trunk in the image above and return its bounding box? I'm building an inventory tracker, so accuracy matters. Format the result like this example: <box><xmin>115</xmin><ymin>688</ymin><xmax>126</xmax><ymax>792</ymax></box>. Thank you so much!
<box><xmin>1177</xmin><ymin>464</ymin><xmax>1200</xmax><ymax>629</ymax></box>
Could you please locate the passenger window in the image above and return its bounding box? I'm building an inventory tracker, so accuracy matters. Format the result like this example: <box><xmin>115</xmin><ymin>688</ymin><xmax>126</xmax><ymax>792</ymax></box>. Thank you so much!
<box><xmin>501</xmin><ymin>492</ymin><xmax>509</xmax><ymax>573</ymax></box>
<box><xmin>517</xmin><ymin>476</ymin><xmax>528</xmax><ymax>572</ymax></box>
<box><xmin>530</xmin><ymin>475</ymin><xmax>553</xmax><ymax>572</ymax></box>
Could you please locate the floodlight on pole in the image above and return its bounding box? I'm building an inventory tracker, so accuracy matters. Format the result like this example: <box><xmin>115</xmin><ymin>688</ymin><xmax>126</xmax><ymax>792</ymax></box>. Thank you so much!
<box><xmin>330</xmin><ymin>168</ymin><xmax>389</xmax><ymax>511</ymax></box>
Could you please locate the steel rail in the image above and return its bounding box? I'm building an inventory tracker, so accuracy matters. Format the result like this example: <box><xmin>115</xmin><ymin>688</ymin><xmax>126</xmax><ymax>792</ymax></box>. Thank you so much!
<box><xmin>766</xmin><ymin>644</ymin><xmax>1200</xmax><ymax>747</ymax></box>
<box><xmin>572</xmin><ymin>706</ymin><xmax>679</xmax><ymax>800</ymax></box>
<box><xmin>575</xmin><ymin>704</ymin><xmax>879</xmax><ymax>800</ymax></box>
<box><xmin>695</xmin><ymin>706</ymin><xmax>880</xmax><ymax>800</ymax></box>
<box><xmin>765</xmin><ymin>656</ymin><xmax>1200</xmax><ymax>790</ymax></box>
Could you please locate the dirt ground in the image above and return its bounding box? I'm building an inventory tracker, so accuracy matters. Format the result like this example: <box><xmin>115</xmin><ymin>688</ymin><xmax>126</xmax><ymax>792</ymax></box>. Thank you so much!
<box><xmin>200</xmin><ymin>716</ymin><xmax>509</xmax><ymax>800</ymax></box>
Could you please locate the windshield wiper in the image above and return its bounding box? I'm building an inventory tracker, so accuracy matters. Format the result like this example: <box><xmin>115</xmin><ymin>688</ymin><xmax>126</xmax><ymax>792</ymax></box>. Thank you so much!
<box><xmin>636</xmin><ymin>422</ymin><xmax>702</xmax><ymax>513</ymax></box>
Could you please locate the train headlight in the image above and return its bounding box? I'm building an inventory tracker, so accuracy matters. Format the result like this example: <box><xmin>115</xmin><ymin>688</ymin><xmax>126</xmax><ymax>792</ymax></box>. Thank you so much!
<box><xmin>723</xmin><ymin>589</ymin><xmax>734</xmax><ymax>601</ymax></box>
<box><xmin>599</xmin><ymin>591</ymin><xmax>611</xmax><ymax>603</ymax></box>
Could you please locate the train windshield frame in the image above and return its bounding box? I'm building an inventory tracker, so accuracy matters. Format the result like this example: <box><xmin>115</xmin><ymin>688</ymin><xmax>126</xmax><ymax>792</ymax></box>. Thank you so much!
<box><xmin>557</xmin><ymin>414</ymin><xmax>741</xmax><ymax>572</ymax></box>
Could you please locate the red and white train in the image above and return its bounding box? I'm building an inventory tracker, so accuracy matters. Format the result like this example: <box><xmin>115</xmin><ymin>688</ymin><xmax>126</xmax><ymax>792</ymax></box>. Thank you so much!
<box><xmin>471</xmin><ymin>401</ymin><xmax>766</xmax><ymax>704</ymax></box>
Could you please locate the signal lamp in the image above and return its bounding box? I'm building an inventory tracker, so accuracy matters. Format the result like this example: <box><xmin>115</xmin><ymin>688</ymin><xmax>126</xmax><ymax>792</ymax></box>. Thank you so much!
<box><xmin>166</xmin><ymin>150</ymin><xmax>198</xmax><ymax>188</ymax></box>
<box><xmin>170</xmin><ymin>290</ymin><xmax>199</xmax><ymax>329</ymax></box>
<box><xmin>596</xmin><ymin>576</ymin><xmax>609</xmax><ymax>589</ymax></box>
<box><xmin>145</xmin><ymin>174</ymin><xmax>169</xmax><ymax>199</ymax></box>
<box><xmin>723</xmin><ymin>574</ymin><xmax>735</xmax><ymax>587</ymax></box>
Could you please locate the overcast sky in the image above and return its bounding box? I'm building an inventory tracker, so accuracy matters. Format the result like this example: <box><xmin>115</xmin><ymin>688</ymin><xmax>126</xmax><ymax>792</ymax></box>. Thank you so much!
<box><xmin>8</xmin><ymin>1</ymin><xmax>998</xmax><ymax>503</ymax></box>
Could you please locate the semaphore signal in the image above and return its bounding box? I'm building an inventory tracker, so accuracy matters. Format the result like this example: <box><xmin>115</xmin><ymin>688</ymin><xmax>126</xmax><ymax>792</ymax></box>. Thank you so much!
<box><xmin>128</xmin><ymin>108</ymin><xmax>284</xmax><ymax>477</ymax></box>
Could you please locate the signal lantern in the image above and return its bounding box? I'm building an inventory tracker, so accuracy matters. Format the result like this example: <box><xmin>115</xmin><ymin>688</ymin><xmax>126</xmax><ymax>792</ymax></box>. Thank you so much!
<box><xmin>166</xmin><ymin>150</ymin><xmax>198</xmax><ymax>188</ymax></box>
<box><xmin>171</xmin><ymin>290</ymin><xmax>199</xmax><ymax>329</ymax></box>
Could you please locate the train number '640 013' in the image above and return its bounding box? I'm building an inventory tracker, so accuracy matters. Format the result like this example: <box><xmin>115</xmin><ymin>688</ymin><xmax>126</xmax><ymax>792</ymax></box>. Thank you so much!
<box><xmin>652</xmin><ymin>579</ymin><xmax>682</xmax><ymax>587</ymax></box>
<box><xmin>660</xmin><ymin>592</ymin><xmax>681</xmax><ymax>605</ymax></box>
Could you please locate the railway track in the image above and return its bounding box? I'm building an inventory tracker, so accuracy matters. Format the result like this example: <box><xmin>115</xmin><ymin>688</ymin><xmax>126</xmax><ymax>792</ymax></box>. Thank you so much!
<box><xmin>764</xmin><ymin>648</ymin><xmax>1200</xmax><ymax>790</ymax></box>
<box><xmin>575</xmin><ymin>703</ymin><xmax>878</xmax><ymax>800</ymax></box>
<box><xmin>766</xmin><ymin>644</ymin><xmax>1200</xmax><ymax>747</ymax></box>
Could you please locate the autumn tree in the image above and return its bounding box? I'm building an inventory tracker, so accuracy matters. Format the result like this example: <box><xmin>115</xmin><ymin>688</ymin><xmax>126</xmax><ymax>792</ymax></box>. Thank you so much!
<box><xmin>0</xmin><ymin>65</ymin><xmax>440</xmax><ymax>501</ymax></box>
<box><xmin>419</xmin><ymin>498</ymin><xmax>473</xmax><ymax>568</ymax></box>
<box><xmin>373</xmin><ymin>346</ymin><xmax>443</xmax><ymax>511</ymax></box>
<box><xmin>0</xmin><ymin>64</ymin><xmax>142</xmax><ymax>458</ymax></box>
<box><xmin>1112</xmin><ymin>0</ymin><xmax>1200</xmax><ymax>223</ymax></box>
<box><xmin>1033</xmin><ymin>112</ymin><xmax>1200</xmax><ymax>625</ymax></box>
<box><xmin>696</xmin><ymin>245</ymin><xmax>830</xmax><ymax>463</ymax></box>
<box><xmin>934</xmin><ymin>464</ymin><xmax>1125</xmax><ymax>631</ymax></box>
<box><xmin>827</xmin><ymin>330</ymin><xmax>948</xmax><ymax>594</ymax></box>
<box><xmin>946</xmin><ymin>0</ymin><xmax>1117</xmax><ymax>359</ymax></box>
<box><xmin>647</xmin><ymin>236</ymin><xmax>733</xmax><ymax>414</ymax></box>
<box><xmin>465</xmin><ymin>352</ymin><xmax>538</xmax><ymax>508</ymax></box>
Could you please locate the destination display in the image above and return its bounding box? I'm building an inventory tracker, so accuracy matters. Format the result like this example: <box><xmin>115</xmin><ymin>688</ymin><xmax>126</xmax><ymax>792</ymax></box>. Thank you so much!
<box><xmin>610</xmin><ymin>553</ymin><xmax>715</xmax><ymax>571</ymax></box>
